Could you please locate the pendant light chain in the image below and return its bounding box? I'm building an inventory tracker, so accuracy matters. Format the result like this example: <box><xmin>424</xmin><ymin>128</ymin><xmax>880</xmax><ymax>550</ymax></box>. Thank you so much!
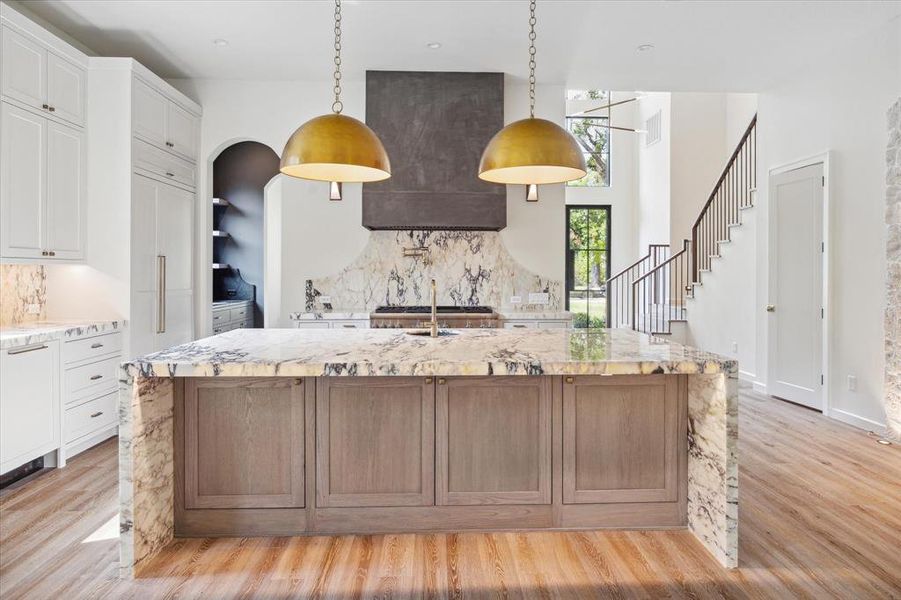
<box><xmin>528</xmin><ymin>0</ymin><xmax>537</xmax><ymax>118</ymax></box>
<box><xmin>332</xmin><ymin>0</ymin><xmax>343</xmax><ymax>114</ymax></box>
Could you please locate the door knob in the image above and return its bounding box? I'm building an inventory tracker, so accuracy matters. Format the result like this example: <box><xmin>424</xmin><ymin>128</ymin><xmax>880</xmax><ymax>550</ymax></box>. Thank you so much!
<box><xmin>766</xmin><ymin>304</ymin><xmax>776</xmax><ymax>312</ymax></box>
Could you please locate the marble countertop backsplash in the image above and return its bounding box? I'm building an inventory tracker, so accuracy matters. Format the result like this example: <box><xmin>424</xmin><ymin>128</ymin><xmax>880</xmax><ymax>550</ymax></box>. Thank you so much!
<box><xmin>0</xmin><ymin>319</ymin><xmax>125</xmax><ymax>349</ymax></box>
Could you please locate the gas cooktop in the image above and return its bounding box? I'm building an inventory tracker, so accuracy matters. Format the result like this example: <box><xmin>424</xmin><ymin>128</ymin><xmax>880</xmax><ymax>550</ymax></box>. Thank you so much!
<box><xmin>372</xmin><ymin>306</ymin><xmax>494</xmax><ymax>314</ymax></box>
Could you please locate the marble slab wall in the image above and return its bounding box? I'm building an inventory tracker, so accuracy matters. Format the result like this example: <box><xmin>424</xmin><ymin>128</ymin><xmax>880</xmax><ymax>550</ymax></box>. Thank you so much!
<box><xmin>303</xmin><ymin>230</ymin><xmax>562</xmax><ymax>311</ymax></box>
<box><xmin>885</xmin><ymin>99</ymin><xmax>901</xmax><ymax>441</ymax></box>
<box><xmin>0</xmin><ymin>264</ymin><xmax>46</xmax><ymax>327</ymax></box>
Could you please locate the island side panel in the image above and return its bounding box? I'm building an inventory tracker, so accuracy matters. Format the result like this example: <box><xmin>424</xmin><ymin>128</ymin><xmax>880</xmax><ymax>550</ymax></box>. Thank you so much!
<box><xmin>686</xmin><ymin>370</ymin><xmax>739</xmax><ymax>568</ymax></box>
<box><xmin>118</xmin><ymin>370</ymin><xmax>176</xmax><ymax>579</ymax></box>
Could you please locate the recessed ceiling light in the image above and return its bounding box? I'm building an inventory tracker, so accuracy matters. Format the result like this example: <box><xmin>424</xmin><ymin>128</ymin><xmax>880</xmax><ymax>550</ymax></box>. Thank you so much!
<box><xmin>213</xmin><ymin>38</ymin><xmax>229</xmax><ymax>47</ymax></box>
<box><xmin>636</xmin><ymin>44</ymin><xmax>655</xmax><ymax>52</ymax></box>
<box><xmin>426</xmin><ymin>42</ymin><xmax>442</xmax><ymax>49</ymax></box>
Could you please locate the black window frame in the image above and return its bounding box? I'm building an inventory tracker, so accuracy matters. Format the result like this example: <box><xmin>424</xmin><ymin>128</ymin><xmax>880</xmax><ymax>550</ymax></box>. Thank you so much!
<box><xmin>565</xmin><ymin>205</ymin><xmax>612</xmax><ymax>326</ymax></box>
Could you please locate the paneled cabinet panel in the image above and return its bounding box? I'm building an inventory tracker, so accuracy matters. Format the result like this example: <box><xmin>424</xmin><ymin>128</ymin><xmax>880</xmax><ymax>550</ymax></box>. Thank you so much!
<box><xmin>165</xmin><ymin>101</ymin><xmax>197</xmax><ymax>160</ymax></box>
<box><xmin>184</xmin><ymin>378</ymin><xmax>305</xmax><ymax>509</ymax></box>
<box><xmin>0</xmin><ymin>102</ymin><xmax>44</xmax><ymax>258</ymax></box>
<box><xmin>44</xmin><ymin>120</ymin><xmax>84</xmax><ymax>258</ymax></box>
<box><xmin>563</xmin><ymin>375</ymin><xmax>684</xmax><ymax>504</ymax></box>
<box><xmin>316</xmin><ymin>377</ymin><xmax>434</xmax><ymax>507</ymax></box>
<box><xmin>132</xmin><ymin>78</ymin><xmax>167</xmax><ymax>147</ymax></box>
<box><xmin>46</xmin><ymin>52</ymin><xmax>85</xmax><ymax>126</ymax></box>
<box><xmin>436</xmin><ymin>376</ymin><xmax>551</xmax><ymax>505</ymax></box>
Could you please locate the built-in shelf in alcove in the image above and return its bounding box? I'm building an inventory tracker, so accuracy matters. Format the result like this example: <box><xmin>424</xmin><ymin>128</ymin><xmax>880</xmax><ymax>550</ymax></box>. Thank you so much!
<box><xmin>212</xmin><ymin>197</ymin><xmax>230</xmax><ymax>207</ymax></box>
<box><xmin>212</xmin><ymin>230</ymin><xmax>230</xmax><ymax>238</ymax></box>
<box><xmin>212</xmin><ymin>263</ymin><xmax>230</xmax><ymax>270</ymax></box>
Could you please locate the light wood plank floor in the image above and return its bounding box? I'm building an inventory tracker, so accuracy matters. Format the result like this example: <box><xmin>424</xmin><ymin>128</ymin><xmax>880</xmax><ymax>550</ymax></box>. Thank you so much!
<box><xmin>1</xmin><ymin>385</ymin><xmax>899</xmax><ymax>599</ymax></box>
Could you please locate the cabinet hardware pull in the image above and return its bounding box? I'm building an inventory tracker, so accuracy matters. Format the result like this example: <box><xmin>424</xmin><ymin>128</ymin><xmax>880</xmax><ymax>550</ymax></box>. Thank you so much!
<box><xmin>41</xmin><ymin>250</ymin><xmax>48</xmax><ymax>256</ymax></box>
<box><xmin>8</xmin><ymin>344</ymin><xmax>48</xmax><ymax>355</ymax></box>
<box><xmin>513</xmin><ymin>324</ymin><xmax>526</xmax><ymax>328</ymax></box>
<box><xmin>90</xmin><ymin>343</ymin><xmax>104</xmax><ymax>349</ymax></box>
<box><xmin>437</xmin><ymin>378</ymin><xmax>446</xmax><ymax>385</ymax></box>
<box><xmin>90</xmin><ymin>411</ymin><xmax>103</xmax><ymax>418</ymax></box>
<box><xmin>424</xmin><ymin>377</ymin><xmax>433</xmax><ymax>384</ymax></box>
<box><xmin>565</xmin><ymin>376</ymin><xmax>574</xmax><ymax>384</ymax></box>
<box><xmin>342</xmin><ymin>324</ymin><xmax>355</xmax><ymax>328</ymax></box>
<box><xmin>165</xmin><ymin>171</ymin><xmax>174</xmax><ymax>177</ymax></box>
<box><xmin>90</xmin><ymin>374</ymin><xmax>103</xmax><ymax>380</ymax></box>
<box><xmin>294</xmin><ymin>378</ymin><xmax>303</xmax><ymax>385</ymax></box>
<box><xmin>42</xmin><ymin>103</ymin><xmax>49</xmax><ymax>109</ymax></box>
<box><xmin>157</xmin><ymin>256</ymin><xmax>167</xmax><ymax>333</ymax></box>
<box><xmin>49</xmin><ymin>251</ymin><xmax>56</xmax><ymax>256</ymax></box>
<box><xmin>48</xmin><ymin>106</ymin><xmax>55</xmax><ymax>112</ymax></box>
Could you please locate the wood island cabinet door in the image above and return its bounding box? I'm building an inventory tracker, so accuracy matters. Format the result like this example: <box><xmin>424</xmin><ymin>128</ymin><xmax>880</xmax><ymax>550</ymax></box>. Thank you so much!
<box><xmin>184</xmin><ymin>378</ymin><xmax>305</xmax><ymax>509</ymax></box>
<box><xmin>436</xmin><ymin>376</ymin><xmax>551</xmax><ymax>505</ymax></box>
<box><xmin>316</xmin><ymin>377</ymin><xmax>434</xmax><ymax>507</ymax></box>
<box><xmin>563</xmin><ymin>375</ymin><xmax>685</xmax><ymax>504</ymax></box>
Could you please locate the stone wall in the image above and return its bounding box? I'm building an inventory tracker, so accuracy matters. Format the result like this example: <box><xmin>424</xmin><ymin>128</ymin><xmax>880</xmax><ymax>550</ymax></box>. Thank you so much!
<box><xmin>0</xmin><ymin>264</ymin><xmax>46</xmax><ymax>327</ymax></box>
<box><xmin>886</xmin><ymin>98</ymin><xmax>901</xmax><ymax>441</ymax></box>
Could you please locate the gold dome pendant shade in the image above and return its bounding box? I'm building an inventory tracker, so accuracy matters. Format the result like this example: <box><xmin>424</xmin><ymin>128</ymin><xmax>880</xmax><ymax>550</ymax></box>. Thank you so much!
<box><xmin>280</xmin><ymin>114</ymin><xmax>391</xmax><ymax>183</ymax></box>
<box><xmin>478</xmin><ymin>117</ymin><xmax>586</xmax><ymax>185</ymax></box>
<box><xmin>478</xmin><ymin>0</ymin><xmax>586</xmax><ymax>187</ymax></box>
<box><xmin>279</xmin><ymin>0</ymin><xmax>391</xmax><ymax>184</ymax></box>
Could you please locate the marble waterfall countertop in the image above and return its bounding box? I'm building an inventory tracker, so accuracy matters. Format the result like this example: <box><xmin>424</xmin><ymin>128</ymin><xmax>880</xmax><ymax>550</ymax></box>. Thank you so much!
<box><xmin>0</xmin><ymin>319</ymin><xmax>125</xmax><ymax>349</ymax></box>
<box><xmin>123</xmin><ymin>327</ymin><xmax>736</xmax><ymax>378</ymax></box>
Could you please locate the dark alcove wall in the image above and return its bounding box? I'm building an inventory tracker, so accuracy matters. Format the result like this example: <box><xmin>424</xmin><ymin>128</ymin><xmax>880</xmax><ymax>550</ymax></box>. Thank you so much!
<box><xmin>212</xmin><ymin>141</ymin><xmax>280</xmax><ymax>327</ymax></box>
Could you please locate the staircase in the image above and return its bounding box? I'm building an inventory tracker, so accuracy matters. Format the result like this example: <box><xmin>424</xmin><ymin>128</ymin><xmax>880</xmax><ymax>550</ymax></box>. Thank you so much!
<box><xmin>605</xmin><ymin>115</ymin><xmax>757</xmax><ymax>338</ymax></box>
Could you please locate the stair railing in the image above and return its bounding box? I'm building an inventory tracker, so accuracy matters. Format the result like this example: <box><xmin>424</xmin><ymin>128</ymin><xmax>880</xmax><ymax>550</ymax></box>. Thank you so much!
<box><xmin>605</xmin><ymin>244</ymin><xmax>669</xmax><ymax>328</ymax></box>
<box><xmin>631</xmin><ymin>239</ymin><xmax>691</xmax><ymax>335</ymax></box>
<box><xmin>691</xmin><ymin>115</ymin><xmax>757</xmax><ymax>284</ymax></box>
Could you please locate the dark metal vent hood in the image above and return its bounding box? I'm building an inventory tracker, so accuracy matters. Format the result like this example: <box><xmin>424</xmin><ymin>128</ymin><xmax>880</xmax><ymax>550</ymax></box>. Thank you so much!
<box><xmin>363</xmin><ymin>71</ymin><xmax>506</xmax><ymax>231</ymax></box>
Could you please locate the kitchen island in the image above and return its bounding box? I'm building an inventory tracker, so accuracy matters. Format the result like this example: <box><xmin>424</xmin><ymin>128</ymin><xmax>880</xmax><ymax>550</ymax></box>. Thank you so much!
<box><xmin>119</xmin><ymin>327</ymin><xmax>738</xmax><ymax>577</ymax></box>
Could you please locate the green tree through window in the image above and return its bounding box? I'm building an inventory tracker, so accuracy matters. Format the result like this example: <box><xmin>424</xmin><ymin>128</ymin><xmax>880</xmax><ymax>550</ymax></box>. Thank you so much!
<box><xmin>566</xmin><ymin>116</ymin><xmax>610</xmax><ymax>187</ymax></box>
<box><xmin>566</xmin><ymin>206</ymin><xmax>610</xmax><ymax>328</ymax></box>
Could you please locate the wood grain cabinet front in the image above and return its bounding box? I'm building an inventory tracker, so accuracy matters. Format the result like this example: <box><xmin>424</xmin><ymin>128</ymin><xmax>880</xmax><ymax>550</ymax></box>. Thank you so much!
<box><xmin>562</xmin><ymin>374</ymin><xmax>685</xmax><ymax>504</ymax></box>
<box><xmin>315</xmin><ymin>377</ymin><xmax>435</xmax><ymax>508</ymax></box>
<box><xmin>183</xmin><ymin>378</ymin><xmax>305</xmax><ymax>509</ymax></box>
<box><xmin>436</xmin><ymin>376</ymin><xmax>551</xmax><ymax>505</ymax></box>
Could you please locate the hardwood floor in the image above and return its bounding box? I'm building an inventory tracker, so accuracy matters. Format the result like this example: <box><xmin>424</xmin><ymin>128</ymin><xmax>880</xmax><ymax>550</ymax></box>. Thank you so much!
<box><xmin>1</xmin><ymin>385</ymin><xmax>899</xmax><ymax>599</ymax></box>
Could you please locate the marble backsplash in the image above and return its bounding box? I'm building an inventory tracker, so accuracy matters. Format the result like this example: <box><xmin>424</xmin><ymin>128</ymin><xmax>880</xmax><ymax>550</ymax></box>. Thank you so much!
<box><xmin>885</xmin><ymin>99</ymin><xmax>900</xmax><ymax>441</ymax></box>
<box><xmin>0</xmin><ymin>264</ymin><xmax>46</xmax><ymax>327</ymax></box>
<box><xmin>304</xmin><ymin>230</ymin><xmax>562</xmax><ymax>311</ymax></box>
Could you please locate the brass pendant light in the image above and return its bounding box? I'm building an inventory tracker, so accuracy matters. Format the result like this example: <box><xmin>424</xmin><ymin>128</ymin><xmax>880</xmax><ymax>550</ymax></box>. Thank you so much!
<box><xmin>280</xmin><ymin>0</ymin><xmax>391</xmax><ymax>183</ymax></box>
<box><xmin>478</xmin><ymin>0</ymin><xmax>586</xmax><ymax>186</ymax></box>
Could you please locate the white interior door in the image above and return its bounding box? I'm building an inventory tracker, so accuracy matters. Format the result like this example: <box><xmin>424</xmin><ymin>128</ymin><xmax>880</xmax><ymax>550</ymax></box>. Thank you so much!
<box><xmin>768</xmin><ymin>163</ymin><xmax>824</xmax><ymax>409</ymax></box>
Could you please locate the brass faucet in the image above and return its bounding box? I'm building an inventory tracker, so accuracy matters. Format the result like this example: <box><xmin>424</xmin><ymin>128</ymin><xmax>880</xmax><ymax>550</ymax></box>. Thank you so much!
<box><xmin>430</xmin><ymin>279</ymin><xmax>439</xmax><ymax>338</ymax></box>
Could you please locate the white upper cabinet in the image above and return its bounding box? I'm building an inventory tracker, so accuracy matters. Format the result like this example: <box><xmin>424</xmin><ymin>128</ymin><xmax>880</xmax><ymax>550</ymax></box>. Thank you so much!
<box><xmin>133</xmin><ymin>76</ymin><xmax>198</xmax><ymax>162</ymax></box>
<box><xmin>0</xmin><ymin>102</ymin><xmax>44</xmax><ymax>259</ymax></box>
<box><xmin>47</xmin><ymin>52</ymin><xmax>85</xmax><ymax>126</ymax></box>
<box><xmin>45</xmin><ymin>120</ymin><xmax>85</xmax><ymax>259</ymax></box>
<box><xmin>0</xmin><ymin>25</ymin><xmax>85</xmax><ymax>127</ymax></box>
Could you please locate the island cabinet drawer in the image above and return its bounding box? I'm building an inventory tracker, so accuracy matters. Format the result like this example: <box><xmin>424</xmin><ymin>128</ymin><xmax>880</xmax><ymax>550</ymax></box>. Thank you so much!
<box><xmin>503</xmin><ymin>321</ymin><xmax>538</xmax><ymax>329</ymax></box>
<box><xmin>184</xmin><ymin>378</ymin><xmax>305</xmax><ymax>509</ymax></box>
<box><xmin>316</xmin><ymin>377</ymin><xmax>434</xmax><ymax>508</ymax></box>
<box><xmin>436</xmin><ymin>377</ymin><xmax>551</xmax><ymax>505</ymax></box>
<box><xmin>65</xmin><ymin>356</ymin><xmax>120</xmax><ymax>399</ymax></box>
<box><xmin>133</xmin><ymin>138</ymin><xmax>195</xmax><ymax>189</ymax></box>
<box><xmin>65</xmin><ymin>391</ymin><xmax>117</xmax><ymax>443</ymax></box>
<box><xmin>294</xmin><ymin>321</ymin><xmax>330</xmax><ymax>330</ymax></box>
<box><xmin>211</xmin><ymin>310</ymin><xmax>229</xmax><ymax>326</ymax></box>
<box><xmin>562</xmin><ymin>375</ymin><xmax>686</xmax><ymax>504</ymax></box>
<box><xmin>329</xmin><ymin>320</ymin><xmax>368</xmax><ymax>329</ymax></box>
<box><xmin>64</xmin><ymin>332</ymin><xmax>122</xmax><ymax>365</ymax></box>
<box><xmin>229</xmin><ymin>305</ymin><xmax>251</xmax><ymax>322</ymax></box>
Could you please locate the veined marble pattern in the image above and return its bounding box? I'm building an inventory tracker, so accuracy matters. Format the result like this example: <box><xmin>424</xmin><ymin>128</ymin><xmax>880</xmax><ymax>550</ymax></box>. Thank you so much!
<box><xmin>289</xmin><ymin>311</ymin><xmax>370</xmax><ymax>321</ymax></box>
<box><xmin>497</xmin><ymin>310</ymin><xmax>574</xmax><ymax>320</ymax></box>
<box><xmin>0</xmin><ymin>319</ymin><xmax>125</xmax><ymax>349</ymax></box>
<box><xmin>118</xmin><ymin>370</ymin><xmax>175</xmax><ymax>579</ymax></box>
<box><xmin>304</xmin><ymin>231</ymin><xmax>562</xmax><ymax>312</ymax></box>
<box><xmin>124</xmin><ymin>328</ymin><xmax>737</xmax><ymax>379</ymax></box>
<box><xmin>885</xmin><ymin>99</ymin><xmax>901</xmax><ymax>441</ymax></box>
<box><xmin>0</xmin><ymin>264</ymin><xmax>46</xmax><ymax>326</ymax></box>
<box><xmin>119</xmin><ymin>328</ymin><xmax>738</xmax><ymax>574</ymax></box>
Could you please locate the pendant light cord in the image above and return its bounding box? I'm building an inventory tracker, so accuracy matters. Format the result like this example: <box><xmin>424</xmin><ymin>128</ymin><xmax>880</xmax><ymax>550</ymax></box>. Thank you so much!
<box><xmin>528</xmin><ymin>0</ymin><xmax>537</xmax><ymax>118</ymax></box>
<box><xmin>332</xmin><ymin>0</ymin><xmax>343</xmax><ymax>114</ymax></box>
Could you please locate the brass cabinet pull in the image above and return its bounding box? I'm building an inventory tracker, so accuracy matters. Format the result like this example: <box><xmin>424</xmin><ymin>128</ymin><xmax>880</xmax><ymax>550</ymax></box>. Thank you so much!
<box><xmin>157</xmin><ymin>255</ymin><xmax>167</xmax><ymax>333</ymax></box>
<box><xmin>90</xmin><ymin>411</ymin><xmax>103</xmax><ymax>418</ymax></box>
<box><xmin>424</xmin><ymin>377</ymin><xmax>433</xmax><ymax>384</ymax></box>
<box><xmin>437</xmin><ymin>378</ymin><xmax>446</xmax><ymax>385</ymax></box>
<box><xmin>766</xmin><ymin>304</ymin><xmax>776</xmax><ymax>312</ymax></box>
<box><xmin>42</xmin><ymin>103</ymin><xmax>49</xmax><ymax>109</ymax></box>
<box><xmin>565</xmin><ymin>376</ymin><xmax>574</xmax><ymax>384</ymax></box>
<box><xmin>48</xmin><ymin>106</ymin><xmax>55</xmax><ymax>112</ymax></box>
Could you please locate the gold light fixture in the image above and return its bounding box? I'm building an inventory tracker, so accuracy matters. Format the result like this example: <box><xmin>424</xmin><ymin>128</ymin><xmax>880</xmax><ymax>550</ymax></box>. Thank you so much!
<box><xmin>280</xmin><ymin>0</ymin><xmax>390</xmax><ymax>184</ymax></box>
<box><xmin>479</xmin><ymin>0</ymin><xmax>586</xmax><ymax>188</ymax></box>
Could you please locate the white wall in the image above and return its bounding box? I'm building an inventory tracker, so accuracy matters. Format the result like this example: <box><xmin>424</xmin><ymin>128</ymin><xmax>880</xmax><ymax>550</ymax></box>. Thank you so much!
<box><xmin>755</xmin><ymin>16</ymin><xmax>900</xmax><ymax>428</ymax></box>
<box><xmin>565</xmin><ymin>91</ymin><xmax>640</xmax><ymax>273</ymax></box>
<box><xmin>636</xmin><ymin>92</ymin><xmax>671</xmax><ymax>253</ymax></box>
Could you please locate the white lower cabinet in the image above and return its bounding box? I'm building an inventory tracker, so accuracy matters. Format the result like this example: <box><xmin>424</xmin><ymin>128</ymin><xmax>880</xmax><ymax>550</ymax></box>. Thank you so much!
<box><xmin>503</xmin><ymin>319</ymin><xmax>573</xmax><ymax>330</ymax></box>
<box><xmin>0</xmin><ymin>340</ymin><xmax>60</xmax><ymax>475</ymax></box>
<box><xmin>211</xmin><ymin>300</ymin><xmax>254</xmax><ymax>334</ymax></box>
<box><xmin>293</xmin><ymin>319</ymin><xmax>369</xmax><ymax>330</ymax></box>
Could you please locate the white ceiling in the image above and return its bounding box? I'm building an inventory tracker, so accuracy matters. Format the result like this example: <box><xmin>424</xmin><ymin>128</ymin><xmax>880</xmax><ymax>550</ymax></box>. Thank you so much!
<box><xmin>14</xmin><ymin>0</ymin><xmax>901</xmax><ymax>91</ymax></box>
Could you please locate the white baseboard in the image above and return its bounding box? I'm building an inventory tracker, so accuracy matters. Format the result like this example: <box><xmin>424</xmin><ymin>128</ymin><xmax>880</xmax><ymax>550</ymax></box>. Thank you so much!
<box><xmin>65</xmin><ymin>425</ymin><xmax>118</xmax><ymax>460</ymax></box>
<box><xmin>752</xmin><ymin>380</ymin><xmax>767</xmax><ymax>394</ymax></box>
<box><xmin>827</xmin><ymin>408</ymin><xmax>887</xmax><ymax>432</ymax></box>
<box><xmin>738</xmin><ymin>370</ymin><xmax>756</xmax><ymax>382</ymax></box>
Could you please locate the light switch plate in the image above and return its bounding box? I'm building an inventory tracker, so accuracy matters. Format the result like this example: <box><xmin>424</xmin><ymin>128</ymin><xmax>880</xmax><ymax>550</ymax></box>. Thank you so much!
<box><xmin>510</xmin><ymin>296</ymin><xmax>522</xmax><ymax>304</ymax></box>
<box><xmin>528</xmin><ymin>292</ymin><xmax>550</xmax><ymax>305</ymax></box>
<box><xmin>319</xmin><ymin>295</ymin><xmax>332</xmax><ymax>305</ymax></box>
<box><xmin>731</xmin><ymin>342</ymin><xmax>738</xmax><ymax>353</ymax></box>
<box><xmin>847</xmin><ymin>375</ymin><xmax>857</xmax><ymax>391</ymax></box>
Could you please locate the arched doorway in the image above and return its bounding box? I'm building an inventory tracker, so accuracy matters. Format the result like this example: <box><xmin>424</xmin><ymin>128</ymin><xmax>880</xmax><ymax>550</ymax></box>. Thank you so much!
<box><xmin>211</xmin><ymin>141</ymin><xmax>280</xmax><ymax>328</ymax></box>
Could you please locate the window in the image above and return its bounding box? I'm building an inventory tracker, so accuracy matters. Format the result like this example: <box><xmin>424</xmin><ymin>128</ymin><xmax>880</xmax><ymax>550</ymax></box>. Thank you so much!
<box><xmin>567</xmin><ymin>90</ymin><xmax>609</xmax><ymax>102</ymax></box>
<box><xmin>566</xmin><ymin>206</ymin><xmax>611</xmax><ymax>329</ymax></box>
<box><xmin>566</xmin><ymin>116</ymin><xmax>610</xmax><ymax>187</ymax></box>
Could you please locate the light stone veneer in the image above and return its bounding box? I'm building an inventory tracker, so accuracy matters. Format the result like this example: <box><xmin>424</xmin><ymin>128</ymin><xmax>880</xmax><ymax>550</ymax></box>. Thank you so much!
<box><xmin>886</xmin><ymin>98</ymin><xmax>901</xmax><ymax>441</ymax></box>
<box><xmin>119</xmin><ymin>328</ymin><xmax>739</xmax><ymax>576</ymax></box>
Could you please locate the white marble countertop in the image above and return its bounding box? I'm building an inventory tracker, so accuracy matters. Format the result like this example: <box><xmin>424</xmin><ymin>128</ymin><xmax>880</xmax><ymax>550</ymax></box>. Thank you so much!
<box><xmin>0</xmin><ymin>319</ymin><xmax>125</xmax><ymax>350</ymax></box>
<box><xmin>496</xmin><ymin>310</ymin><xmax>573</xmax><ymax>320</ymax></box>
<box><xmin>289</xmin><ymin>311</ymin><xmax>370</xmax><ymax>321</ymax></box>
<box><xmin>124</xmin><ymin>327</ymin><xmax>736</xmax><ymax>378</ymax></box>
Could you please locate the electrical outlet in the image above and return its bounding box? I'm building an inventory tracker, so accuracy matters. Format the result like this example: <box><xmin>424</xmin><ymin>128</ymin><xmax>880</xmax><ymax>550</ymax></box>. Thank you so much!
<box><xmin>25</xmin><ymin>304</ymin><xmax>41</xmax><ymax>314</ymax></box>
<box><xmin>731</xmin><ymin>341</ymin><xmax>738</xmax><ymax>353</ymax></box>
<box><xmin>528</xmin><ymin>292</ymin><xmax>550</xmax><ymax>305</ymax></box>
<box><xmin>510</xmin><ymin>296</ymin><xmax>522</xmax><ymax>304</ymax></box>
<box><xmin>318</xmin><ymin>295</ymin><xmax>332</xmax><ymax>305</ymax></box>
<box><xmin>847</xmin><ymin>375</ymin><xmax>857</xmax><ymax>392</ymax></box>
